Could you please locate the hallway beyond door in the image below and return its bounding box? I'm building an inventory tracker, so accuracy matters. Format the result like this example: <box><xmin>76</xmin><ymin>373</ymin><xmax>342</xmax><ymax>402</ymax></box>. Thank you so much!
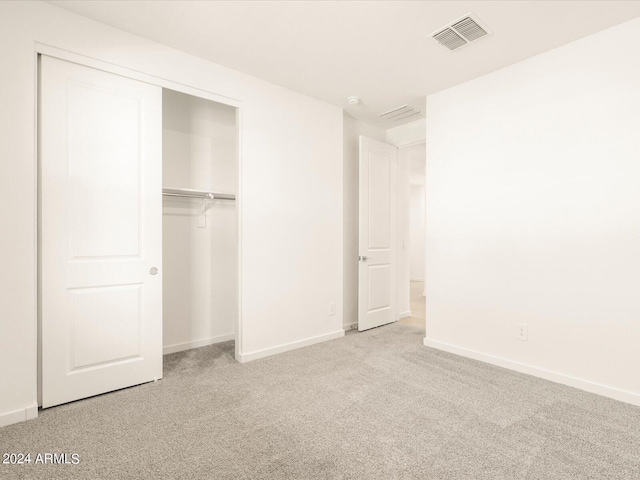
<box><xmin>399</xmin><ymin>281</ymin><xmax>425</xmax><ymax>330</ymax></box>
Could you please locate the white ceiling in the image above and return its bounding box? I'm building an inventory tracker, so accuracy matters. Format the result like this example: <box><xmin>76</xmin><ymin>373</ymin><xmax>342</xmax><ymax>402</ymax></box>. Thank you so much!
<box><xmin>48</xmin><ymin>0</ymin><xmax>640</xmax><ymax>128</ymax></box>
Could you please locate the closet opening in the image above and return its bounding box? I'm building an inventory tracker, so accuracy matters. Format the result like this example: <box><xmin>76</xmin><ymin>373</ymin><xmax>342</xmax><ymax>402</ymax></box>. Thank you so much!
<box><xmin>161</xmin><ymin>89</ymin><xmax>239</xmax><ymax>357</ymax></box>
<box><xmin>38</xmin><ymin>53</ymin><xmax>241</xmax><ymax>408</ymax></box>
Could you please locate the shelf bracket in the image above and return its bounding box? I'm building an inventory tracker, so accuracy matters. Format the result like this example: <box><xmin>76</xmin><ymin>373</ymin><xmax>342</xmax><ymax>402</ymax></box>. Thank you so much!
<box><xmin>198</xmin><ymin>200</ymin><xmax>207</xmax><ymax>228</ymax></box>
<box><xmin>197</xmin><ymin>193</ymin><xmax>215</xmax><ymax>228</ymax></box>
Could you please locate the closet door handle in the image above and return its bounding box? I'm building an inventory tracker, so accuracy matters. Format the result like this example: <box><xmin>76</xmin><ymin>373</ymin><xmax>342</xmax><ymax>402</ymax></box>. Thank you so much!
<box><xmin>149</xmin><ymin>267</ymin><xmax>159</xmax><ymax>275</ymax></box>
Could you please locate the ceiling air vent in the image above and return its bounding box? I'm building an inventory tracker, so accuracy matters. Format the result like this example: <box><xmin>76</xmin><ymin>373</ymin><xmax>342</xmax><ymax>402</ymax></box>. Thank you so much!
<box><xmin>431</xmin><ymin>13</ymin><xmax>491</xmax><ymax>51</ymax></box>
<box><xmin>379</xmin><ymin>105</ymin><xmax>421</xmax><ymax>123</ymax></box>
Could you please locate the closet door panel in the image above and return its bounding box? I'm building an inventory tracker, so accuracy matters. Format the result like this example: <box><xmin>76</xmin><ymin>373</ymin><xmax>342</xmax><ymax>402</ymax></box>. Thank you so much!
<box><xmin>40</xmin><ymin>55</ymin><xmax>162</xmax><ymax>408</ymax></box>
<box><xmin>68</xmin><ymin>81</ymin><xmax>141</xmax><ymax>258</ymax></box>
<box><xmin>70</xmin><ymin>285</ymin><xmax>142</xmax><ymax>368</ymax></box>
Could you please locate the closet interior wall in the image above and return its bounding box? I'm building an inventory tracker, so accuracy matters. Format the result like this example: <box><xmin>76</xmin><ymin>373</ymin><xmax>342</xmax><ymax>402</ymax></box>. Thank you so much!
<box><xmin>162</xmin><ymin>89</ymin><xmax>238</xmax><ymax>354</ymax></box>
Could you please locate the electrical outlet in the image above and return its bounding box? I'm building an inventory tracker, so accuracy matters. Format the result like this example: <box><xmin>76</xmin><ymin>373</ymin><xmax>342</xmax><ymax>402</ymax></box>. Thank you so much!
<box><xmin>516</xmin><ymin>323</ymin><xmax>528</xmax><ymax>341</ymax></box>
<box><xmin>329</xmin><ymin>302</ymin><xmax>336</xmax><ymax>316</ymax></box>
<box><xmin>403</xmin><ymin>239</ymin><xmax>408</xmax><ymax>249</ymax></box>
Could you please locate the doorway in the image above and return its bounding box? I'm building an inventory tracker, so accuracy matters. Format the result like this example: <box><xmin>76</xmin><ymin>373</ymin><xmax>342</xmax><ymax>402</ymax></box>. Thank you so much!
<box><xmin>356</xmin><ymin>136</ymin><xmax>425</xmax><ymax>332</ymax></box>
<box><xmin>399</xmin><ymin>142</ymin><xmax>426</xmax><ymax>330</ymax></box>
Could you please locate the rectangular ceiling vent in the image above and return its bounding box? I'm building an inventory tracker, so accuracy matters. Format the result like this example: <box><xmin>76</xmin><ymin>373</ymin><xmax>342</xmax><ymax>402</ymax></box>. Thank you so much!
<box><xmin>379</xmin><ymin>105</ymin><xmax>421</xmax><ymax>123</ymax></box>
<box><xmin>431</xmin><ymin>13</ymin><xmax>491</xmax><ymax>51</ymax></box>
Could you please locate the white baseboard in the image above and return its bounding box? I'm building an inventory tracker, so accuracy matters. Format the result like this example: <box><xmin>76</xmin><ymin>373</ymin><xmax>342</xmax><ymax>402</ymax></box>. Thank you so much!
<box><xmin>344</xmin><ymin>322</ymin><xmax>358</xmax><ymax>331</ymax></box>
<box><xmin>238</xmin><ymin>330</ymin><xmax>345</xmax><ymax>363</ymax></box>
<box><xmin>398</xmin><ymin>310</ymin><xmax>412</xmax><ymax>319</ymax></box>
<box><xmin>423</xmin><ymin>337</ymin><xmax>640</xmax><ymax>407</ymax></box>
<box><xmin>0</xmin><ymin>403</ymin><xmax>38</xmax><ymax>428</ymax></box>
<box><xmin>163</xmin><ymin>333</ymin><xmax>235</xmax><ymax>355</ymax></box>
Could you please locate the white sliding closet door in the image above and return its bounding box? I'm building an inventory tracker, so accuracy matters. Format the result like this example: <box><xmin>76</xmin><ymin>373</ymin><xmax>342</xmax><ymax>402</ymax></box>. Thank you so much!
<box><xmin>40</xmin><ymin>56</ymin><xmax>163</xmax><ymax>408</ymax></box>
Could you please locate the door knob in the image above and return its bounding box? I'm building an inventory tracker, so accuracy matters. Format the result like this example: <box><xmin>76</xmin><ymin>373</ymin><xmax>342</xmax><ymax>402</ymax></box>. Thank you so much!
<box><xmin>359</xmin><ymin>256</ymin><xmax>369</xmax><ymax>262</ymax></box>
<box><xmin>149</xmin><ymin>267</ymin><xmax>158</xmax><ymax>275</ymax></box>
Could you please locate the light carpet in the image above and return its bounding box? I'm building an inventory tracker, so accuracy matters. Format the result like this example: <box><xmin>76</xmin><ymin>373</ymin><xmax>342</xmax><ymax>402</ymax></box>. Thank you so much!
<box><xmin>1</xmin><ymin>323</ymin><xmax>640</xmax><ymax>479</ymax></box>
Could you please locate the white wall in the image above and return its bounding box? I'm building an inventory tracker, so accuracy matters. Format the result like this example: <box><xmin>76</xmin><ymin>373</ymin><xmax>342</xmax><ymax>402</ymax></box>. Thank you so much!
<box><xmin>386</xmin><ymin>117</ymin><xmax>426</xmax><ymax>148</ymax></box>
<box><xmin>343</xmin><ymin>115</ymin><xmax>386</xmax><ymax>329</ymax></box>
<box><xmin>425</xmin><ymin>16</ymin><xmax>640</xmax><ymax>405</ymax></box>
<box><xmin>0</xmin><ymin>0</ymin><xmax>343</xmax><ymax>427</ymax></box>
<box><xmin>162</xmin><ymin>90</ymin><xmax>237</xmax><ymax>354</ymax></box>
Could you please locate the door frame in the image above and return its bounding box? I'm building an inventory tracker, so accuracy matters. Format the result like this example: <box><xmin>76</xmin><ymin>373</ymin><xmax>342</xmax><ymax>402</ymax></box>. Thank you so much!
<box><xmin>397</xmin><ymin>140</ymin><xmax>427</xmax><ymax>326</ymax></box>
<box><xmin>34</xmin><ymin>44</ymin><xmax>245</xmax><ymax>405</ymax></box>
<box><xmin>397</xmin><ymin>140</ymin><xmax>427</xmax><ymax>321</ymax></box>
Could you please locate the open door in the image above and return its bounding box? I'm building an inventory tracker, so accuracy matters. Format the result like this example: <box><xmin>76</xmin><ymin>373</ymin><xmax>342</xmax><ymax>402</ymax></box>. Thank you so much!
<box><xmin>40</xmin><ymin>56</ymin><xmax>163</xmax><ymax>408</ymax></box>
<box><xmin>358</xmin><ymin>136</ymin><xmax>397</xmax><ymax>331</ymax></box>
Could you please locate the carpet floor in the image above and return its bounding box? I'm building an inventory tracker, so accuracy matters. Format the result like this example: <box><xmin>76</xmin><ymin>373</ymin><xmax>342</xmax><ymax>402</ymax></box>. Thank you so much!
<box><xmin>1</xmin><ymin>323</ymin><xmax>640</xmax><ymax>479</ymax></box>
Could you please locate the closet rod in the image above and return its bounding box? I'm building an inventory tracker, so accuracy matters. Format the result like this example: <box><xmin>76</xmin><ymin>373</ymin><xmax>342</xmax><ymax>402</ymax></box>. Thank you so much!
<box><xmin>162</xmin><ymin>187</ymin><xmax>235</xmax><ymax>201</ymax></box>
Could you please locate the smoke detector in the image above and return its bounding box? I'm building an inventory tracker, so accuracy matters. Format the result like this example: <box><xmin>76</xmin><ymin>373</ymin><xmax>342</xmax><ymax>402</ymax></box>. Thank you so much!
<box><xmin>347</xmin><ymin>96</ymin><xmax>361</xmax><ymax>105</ymax></box>
<box><xmin>430</xmin><ymin>13</ymin><xmax>492</xmax><ymax>51</ymax></box>
<box><xmin>379</xmin><ymin>105</ymin><xmax>421</xmax><ymax>123</ymax></box>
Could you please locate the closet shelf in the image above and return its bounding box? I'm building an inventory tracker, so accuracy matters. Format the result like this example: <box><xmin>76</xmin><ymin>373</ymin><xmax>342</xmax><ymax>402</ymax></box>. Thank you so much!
<box><xmin>162</xmin><ymin>187</ymin><xmax>235</xmax><ymax>201</ymax></box>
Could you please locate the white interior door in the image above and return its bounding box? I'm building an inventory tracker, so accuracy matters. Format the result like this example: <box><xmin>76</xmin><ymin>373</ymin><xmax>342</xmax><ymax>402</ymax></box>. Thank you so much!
<box><xmin>40</xmin><ymin>55</ymin><xmax>163</xmax><ymax>408</ymax></box>
<box><xmin>358</xmin><ymin>136</ymin><xmax>397</xmax><ymax>331</ymax></box>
